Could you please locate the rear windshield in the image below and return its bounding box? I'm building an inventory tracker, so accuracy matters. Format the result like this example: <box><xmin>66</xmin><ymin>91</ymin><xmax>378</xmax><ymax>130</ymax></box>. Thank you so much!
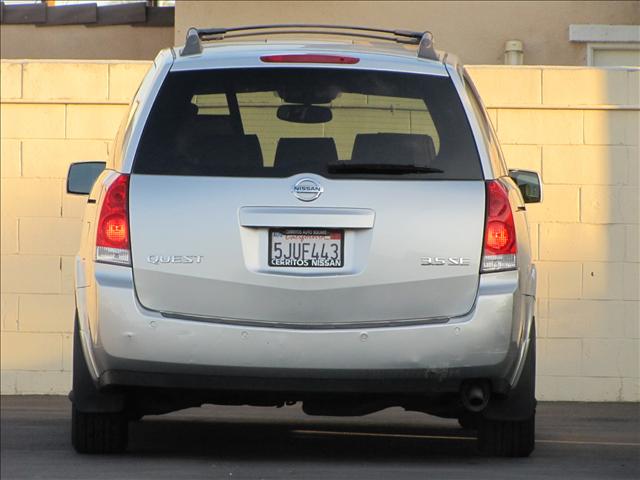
<box><xmin>133</xmin><ymin>68</ymin><xmax>482</xmax><ymax>180</ymax></box>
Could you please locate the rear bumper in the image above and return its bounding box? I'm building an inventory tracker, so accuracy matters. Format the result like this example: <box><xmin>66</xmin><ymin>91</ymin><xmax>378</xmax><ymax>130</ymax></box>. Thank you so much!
<box><xmin>98</xmin><ymin>366</ymin><xmax>513</xmax><ymax>396</ymax></box>
<box><xmin>76</xmin><ymin>263</ymin><xmax>534</xmax><ymax>395</ymax></box>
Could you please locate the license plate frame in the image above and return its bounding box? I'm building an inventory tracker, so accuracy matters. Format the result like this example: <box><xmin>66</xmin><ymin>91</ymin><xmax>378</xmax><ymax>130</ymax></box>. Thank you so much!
<box><xmin>268</xmin><ymin>228</ymin><xmax>344</xmax><ymax>268</ymax></box>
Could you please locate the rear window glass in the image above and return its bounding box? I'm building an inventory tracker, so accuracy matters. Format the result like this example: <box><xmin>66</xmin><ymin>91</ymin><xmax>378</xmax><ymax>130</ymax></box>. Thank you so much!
<box><xmin>133</xmin><ymin>68</ymin><xmax>482</xmax><ymax>180</ymax></box>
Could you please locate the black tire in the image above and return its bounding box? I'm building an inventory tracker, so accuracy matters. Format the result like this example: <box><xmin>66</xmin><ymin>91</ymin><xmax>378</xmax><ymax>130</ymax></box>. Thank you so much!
<box><xmin>478</xmin><ymin>413</ymin><xmax>535</xmax><ymax>457</ymax></box>
<box><xmin>71</xmin><ymin>313</ymin><xmax>128</xmax><ymax>454</ymax></box>
<box><xmin>128</xmin><ymin>412</ymin><xmax>144</xmax><ymax>422</ymax></box>
<box><xmin>478</xmin><ymin>321</ymin><xmax>536</xmax><ymax>457</ymax></box>
<box><xmin>71</xmin><ymin>406</ymin><xmax>128</xmax><ymax>454</ymax></box>
<box><xmin>457</xmin><ymin>412</ymin><xmax>479</xmax><ymax>430</ymax></box>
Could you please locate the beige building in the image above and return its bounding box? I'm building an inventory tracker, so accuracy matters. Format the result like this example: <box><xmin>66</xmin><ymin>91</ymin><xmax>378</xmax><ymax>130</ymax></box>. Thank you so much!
<box><xmin>0</xmin><ymin>1</ymin><xmax>639</xmax><ymax>400</ymax></box>
<box><xmin>175</xmin><ymin>1</ymin><xmax>640</xmax><ymax>66</ymax></box>
<box><xmin>2</xmin><ymin>1</ymin><xmax>639</xmax><ymax>65</ymax></box>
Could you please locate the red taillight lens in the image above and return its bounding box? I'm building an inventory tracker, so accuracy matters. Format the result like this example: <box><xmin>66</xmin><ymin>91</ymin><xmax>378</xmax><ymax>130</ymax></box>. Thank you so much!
<box><xmin>260</xmin><ymin>54</ymin><xmax>360</xmax><ymax>64</ymax></box>
<box><xmin>96</xmin><ymin>174</ymin><xmax>130</xmax><ymax>265</ymax></box>
<box><xmin>486</xmin><ymin>221</ymin><xmax>512</xmax><ymax>252</ymax></box>
<box><xmin>101</xmin><ymin>215</ymin><xmax>128</xmax><ymax>247</ymax></box>
<box><xmin>482</xmin><ymin>180</ymin><xmax>517</xmax><ymax>272</ymax></box>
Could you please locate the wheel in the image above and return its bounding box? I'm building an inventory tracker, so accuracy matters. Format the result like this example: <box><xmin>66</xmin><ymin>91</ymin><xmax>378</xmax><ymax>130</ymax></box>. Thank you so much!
<box><xmin>478</xmin><ymin>413</ymin><xmax>535</xmax><ymax>457</ymax></box>
<box><xmin>478</xmin><ymin>321</ymin><xmax>536</xmax><ymax>457</ymax></box>
<box><xmin>128</xmin><ymin>412</ymin><xmax>144</xmax><ymax>422</ymax></box>
<box><xmin>72</xmin><ymin>406</ymin><xmax>128</xmax><ymax>454</ymax></box>
<box><xmin>71</xmin><ymin>312</ymin><xmax>128</xmax><ymax>454</ymax></box>
<box><xmin>457</xmin><ymin>412</ymin><xmax>479</xmax><ymax>430</ymax></box>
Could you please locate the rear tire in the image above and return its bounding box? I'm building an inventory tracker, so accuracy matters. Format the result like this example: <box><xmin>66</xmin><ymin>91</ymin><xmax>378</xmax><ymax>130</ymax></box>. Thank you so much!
<box><xmin>478</xmin><ymin>320</ymin><xmax>536</xmax><ymax>457</ymax></box>
<box><xmin>457</xmin><ymin>412</ymin><xmax>479</xmax><ymax>430</ymax></box>
<box><xmin>478</xmin><ymin>414</ymin><xmax>535</xmax><ymax>457</ymax></box>
<box><xmin>71</xmin><ymin>406</ymin><xmax>128</xmax><ymax>454</ymax></box>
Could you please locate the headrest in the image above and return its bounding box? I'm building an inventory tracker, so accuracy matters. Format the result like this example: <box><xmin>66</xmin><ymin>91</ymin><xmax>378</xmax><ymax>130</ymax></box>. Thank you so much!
<box><xmin>175</xmin><ymin>134</ymin><xmax>264</xmax><ymax>173</ymax></box>
<box><xmin>274</xmin><ymin>138</ymin><xmax>338</xmax><ymax>172</ymax></box>
<box><xmin>351</xmin><ymin>133</ymin><xmax>436</xmax><ymax>167</ymax></box>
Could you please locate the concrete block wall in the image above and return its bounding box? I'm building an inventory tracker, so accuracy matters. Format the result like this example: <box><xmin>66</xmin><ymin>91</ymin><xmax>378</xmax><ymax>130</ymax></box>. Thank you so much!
<box><xmin>1</xmin><ymin>61</ymin><xmax>638</xmax><ymax>400</ymax></box>
<box><xmin>471</xmin><ymin>66</ymin><xmax>639</xmax><ymax>401</ymax></box>
<box><xmin>0</xmin><ymin>61</ymin><xmax>149</xmax><ymax>394</ymax></box>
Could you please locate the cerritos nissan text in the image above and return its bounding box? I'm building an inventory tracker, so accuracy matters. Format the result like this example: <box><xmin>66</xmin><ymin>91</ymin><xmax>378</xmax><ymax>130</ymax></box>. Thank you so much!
<box><xmin>66</xmin><ymin>25</ymin><xmax>542</xmax><ymax>457</ymax></box>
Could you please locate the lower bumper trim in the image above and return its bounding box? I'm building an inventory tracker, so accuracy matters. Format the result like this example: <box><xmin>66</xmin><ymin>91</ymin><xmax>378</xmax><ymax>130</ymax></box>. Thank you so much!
<box><xmin>98</xmin><ymin>367</ymin><xmax>511</xmax><ymax>395</ymax></box>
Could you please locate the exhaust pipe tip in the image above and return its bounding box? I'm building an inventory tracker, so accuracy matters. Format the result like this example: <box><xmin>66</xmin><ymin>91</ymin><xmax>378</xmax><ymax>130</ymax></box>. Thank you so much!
<box><xmin>461</xmin><ymin>381</ymin><xmax>491</xmax><ymax>412</ymax></box>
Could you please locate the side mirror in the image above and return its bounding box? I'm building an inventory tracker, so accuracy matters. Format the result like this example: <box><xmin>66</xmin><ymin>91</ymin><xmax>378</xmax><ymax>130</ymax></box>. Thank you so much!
<box><xmin>509</xmin><ymin>169</ymin><xmax>542</xmax><ymax>204</ymax></box>
<box><xmin>67</xmin><ymin>161</ymin><xmax>106</xmax><ymax>195</ymax></box>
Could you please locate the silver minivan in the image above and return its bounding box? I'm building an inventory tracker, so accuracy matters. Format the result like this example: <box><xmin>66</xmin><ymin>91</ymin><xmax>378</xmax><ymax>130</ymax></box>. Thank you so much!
<box><xmin>67</xmin><ymin>25</ymin><xmax>542</xmax><ymax>457</ymax></box>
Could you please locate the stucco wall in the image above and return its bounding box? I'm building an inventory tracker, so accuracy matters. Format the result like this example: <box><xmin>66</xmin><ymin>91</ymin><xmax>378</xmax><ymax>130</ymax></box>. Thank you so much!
<box><xmin>1</xmin><ymin>25</ymin><xmax>173</xmax><ymax>61</ymax></box>
<box><xmin>0</xmin><ymin>60</ymin><xmax>638</xmax><ymax>400</ymax></box>
<box><xmin>175</xmin><ymin>1</ymin><xmax>640</xmax><ymax>65</ymax></box>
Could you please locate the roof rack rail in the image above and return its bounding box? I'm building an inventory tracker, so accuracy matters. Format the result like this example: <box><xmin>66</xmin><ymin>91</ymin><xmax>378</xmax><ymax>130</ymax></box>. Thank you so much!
<box><xmin>180</xmin><ymin>24</ymin><xmax>438</xmax><ymax>61</ymax></box>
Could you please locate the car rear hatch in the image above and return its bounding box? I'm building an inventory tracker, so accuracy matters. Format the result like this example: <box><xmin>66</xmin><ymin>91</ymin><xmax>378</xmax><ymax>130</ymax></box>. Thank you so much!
<box><xmin>128</xmin><ymin>65</ymin><xmax>486</xmax><ymax>327</ymax></box>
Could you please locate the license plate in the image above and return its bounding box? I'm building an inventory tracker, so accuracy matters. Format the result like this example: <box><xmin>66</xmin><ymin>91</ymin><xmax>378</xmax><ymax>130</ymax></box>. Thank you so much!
<box><xmin>269</xmin><ymin>228</ymin><xmax>344</xmax><ymax>268</ymax></box>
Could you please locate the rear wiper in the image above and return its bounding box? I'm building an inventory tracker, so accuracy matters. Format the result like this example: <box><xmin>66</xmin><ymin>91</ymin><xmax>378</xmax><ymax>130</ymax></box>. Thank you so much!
<box><xmin>328</xmin><ymin>163</ymin><xmax>444</xmax><ymax>174</ymax></box>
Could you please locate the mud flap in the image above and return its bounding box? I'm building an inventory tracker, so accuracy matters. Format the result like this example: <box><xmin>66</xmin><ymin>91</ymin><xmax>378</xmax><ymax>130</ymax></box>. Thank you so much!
<box><xmin>482</xmin><ymin>320</ymin><xmax>536</xmax><ymax>422</ymax></box>
<box><xmin>70</xmin><ymin>312</ymin><xmax>125</xmax><ymax>413</ymax></box>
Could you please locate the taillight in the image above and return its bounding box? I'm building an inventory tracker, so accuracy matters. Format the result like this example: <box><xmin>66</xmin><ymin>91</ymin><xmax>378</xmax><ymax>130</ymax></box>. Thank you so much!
<box><xmin>260</xmin><ymin>54</ymin><xmax>360</xmax><ymax>64</ymax></box>
<box><xmin>481</xmin><ymin>180</ymin><xmax>517</xmax><ymax>272</ymax></box>
<box><xmin>96</xmin><ymin>174</ymin><xmax>130</xmax><ymax>266</ymax></box>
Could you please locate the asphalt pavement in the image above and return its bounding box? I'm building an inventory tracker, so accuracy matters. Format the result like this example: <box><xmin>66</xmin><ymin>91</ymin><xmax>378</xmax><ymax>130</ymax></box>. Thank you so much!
<box><xmin>1</xmin><ymin>396</ymin><xmax>638</xmax><ymax>479</ymax></box>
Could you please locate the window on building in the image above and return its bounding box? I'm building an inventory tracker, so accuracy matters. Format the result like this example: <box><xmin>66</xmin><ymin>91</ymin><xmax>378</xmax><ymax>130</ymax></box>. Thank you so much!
<box><xmin>570</xmin><ymin>25</ymin><xmax>640</xmax><ymax>67</ymax></box>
